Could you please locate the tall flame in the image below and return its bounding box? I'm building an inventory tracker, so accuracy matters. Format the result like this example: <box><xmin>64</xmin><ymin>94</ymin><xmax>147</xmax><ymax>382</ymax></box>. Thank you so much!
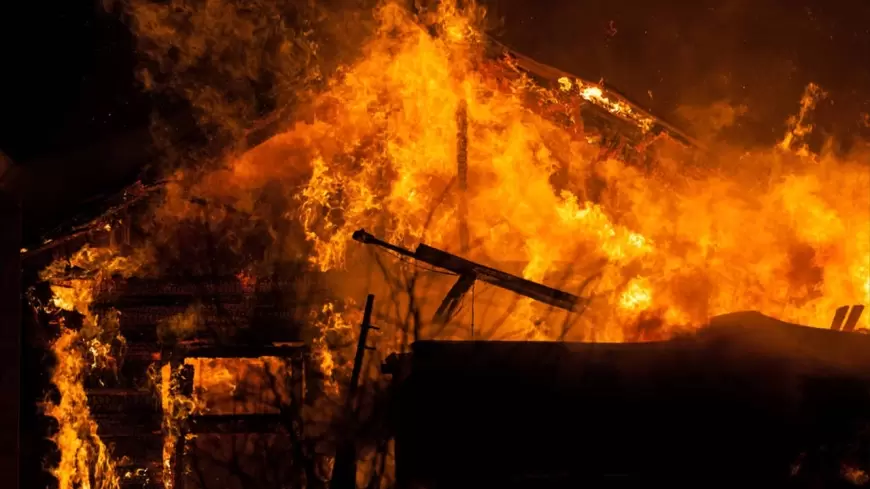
<box><xmin>41</xmin><ymin>246</ymin><xmax>149</xmax><ymax>489</ymax></box>
<box><xmin>47</xmin><ymin>329</ymin><xmax>120</xmax><ymax>489</ymax></box>
<box><xmin>173</xmin><ymin>0</ymin><xmax>866</xmax><ymax>340</ymax></box>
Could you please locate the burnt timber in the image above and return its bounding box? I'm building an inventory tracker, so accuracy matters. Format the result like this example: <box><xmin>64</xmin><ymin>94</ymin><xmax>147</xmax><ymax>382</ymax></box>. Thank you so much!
<box><xmin>385</xmin><ymin>311</ymin><xmax>870</xmax><ymax>489</ymax></box>
<box><xmin>24</xmin><ymin>267</ymin><xmax>312</xmax><ymax>489</ymax></box>
<box><xmin>352</xmin><ymin>229</ymin><xmax>580</xmax><ymax>324</ymax></box>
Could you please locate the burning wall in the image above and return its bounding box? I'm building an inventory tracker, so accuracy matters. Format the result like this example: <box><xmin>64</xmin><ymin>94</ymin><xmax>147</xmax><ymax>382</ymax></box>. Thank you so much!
<box><xmin>24</xmin><ymin>0</ymin><xmax>870</xmax><ymax>488</ymax></box>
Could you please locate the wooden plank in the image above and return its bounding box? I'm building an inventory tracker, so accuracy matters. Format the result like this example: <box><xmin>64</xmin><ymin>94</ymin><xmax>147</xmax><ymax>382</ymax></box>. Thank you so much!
<box><xmin>87</xmin><ymin>388</ymin><xmax>158</xmax><ymax>414</ymax></box>
<box><xmin>187</xmin><ymin>414</ymin><xmax>287</xmax><ymax>434</ymax></box>
<box><xmin>175</xmin><ymin>343</ymin><xmax>305</xmax><ymax>359</ymax></box>
<box><xmin>414</xmin><ymin>244</ymin><xmax>579</xmax><ymax>312</ymax></box>
<box><xmin>352</xmin><ymin>230</ymin><xmax>580</xmax><ymax>313</ymax></box>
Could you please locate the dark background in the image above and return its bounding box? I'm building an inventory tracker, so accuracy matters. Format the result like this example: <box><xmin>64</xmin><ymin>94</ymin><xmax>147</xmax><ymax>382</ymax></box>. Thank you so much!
<box><xmin>0</xmin><ymin>0</ymin><xmax>868</xmax><ymax>242</ymax></box>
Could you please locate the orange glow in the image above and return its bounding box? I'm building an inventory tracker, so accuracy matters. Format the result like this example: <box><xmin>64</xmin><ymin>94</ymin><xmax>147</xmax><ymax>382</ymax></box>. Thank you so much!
<box><xmin>275</xmin><ymin>1</ymin><xmax>866</xmax><ymax>340</ymax></box>
<box><xmin>185</xmin><ymin>356</ymin><xmax>292</xmax><ymax>414</ymax></box>
<box><xmin>37</xmin><ymin>0</ymin><xmax>870</xmax><ymax>485</ymax></box>
<box><xmin>115</xmin><ymin>0</ymin><xmax>868</xmax><ymax>341</ymax></box>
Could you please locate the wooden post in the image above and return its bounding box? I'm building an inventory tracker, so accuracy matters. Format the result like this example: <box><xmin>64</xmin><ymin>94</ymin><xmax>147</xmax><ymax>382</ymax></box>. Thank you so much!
<box><xmin>332</xmin><ymin>294</ymin><xmax>376</xmax><ymax>489</ymax></box>
<box><xmin>170</xmin><ymin>362</ymin><xmax>194</xmax><ymax>489</ymax></box>
<box><xmin>456</xmin><ymin>99</ymin><xmax>469</xmax><ymax>255</ymax></box>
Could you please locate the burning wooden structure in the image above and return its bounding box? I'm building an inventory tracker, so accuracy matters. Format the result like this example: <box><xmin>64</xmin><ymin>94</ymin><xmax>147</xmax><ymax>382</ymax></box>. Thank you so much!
<box><xmin>344</xmin><ymin>229</ymin><xmax>870</xmax><ymax>488</ymax></box>
<box><xmin>20</xmin><ymin>210</ymin><xmax>328</xmax><ymax>489</ymax></box>
<box><xmin>6</xmin><ymin>4</ymin><xmax>868</xmax><ymax>489</ymax></box>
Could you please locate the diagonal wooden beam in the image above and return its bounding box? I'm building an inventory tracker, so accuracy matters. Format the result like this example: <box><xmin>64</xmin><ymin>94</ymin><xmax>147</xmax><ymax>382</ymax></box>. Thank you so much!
<box><xmin>433</xmin><ymin>272</ymin><xmax>476</xmax><ymax>324</ymax></box>
<box><xmin>352</xmin><ymin>229</ymin><xmax>580</xmax><ymax>314</ymax></box>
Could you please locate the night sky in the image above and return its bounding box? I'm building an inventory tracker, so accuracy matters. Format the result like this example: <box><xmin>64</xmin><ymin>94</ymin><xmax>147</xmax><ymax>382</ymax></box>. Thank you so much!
<box><xmin>493</xmin><ymin>0</ymin><xmax>870</xmax><ymax>147</ymax></box>
<box><xmin>0</xmin><ymin>0</ymin><xmax>868</xmax><ymax>241</ymax></box>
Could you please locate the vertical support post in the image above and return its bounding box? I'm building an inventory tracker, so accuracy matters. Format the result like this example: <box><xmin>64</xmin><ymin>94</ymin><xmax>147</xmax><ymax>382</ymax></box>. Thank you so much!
<box><xmin>0</xmin><ymin>194</ymin><xmax>19</xmax><ymax>489</ymax></box>
<box><xmin>348</xmin><ymin>295</ymin><xmax>375</xmax><ymax>402</ymax></box>
<box><xmin>332</xmin><ymin>294</ymin><xmax>376</xmax><ymax>489</ymax></box>
<box><xmin>170</xmin><ymin>362</ymin><xmax>194</xmax><ymax>489</ymax></box>
<box><xmin>290</xmin><ymin>353</ymin><xmax>305</xmax><ymax>436</ymax></box>
<box><xmin>456</xmin><ymin>99</ymin><xmax>469</xmax><ymax>255</ymax></box>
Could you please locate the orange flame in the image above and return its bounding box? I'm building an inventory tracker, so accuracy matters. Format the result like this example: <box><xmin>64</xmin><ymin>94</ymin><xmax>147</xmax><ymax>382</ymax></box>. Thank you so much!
<box><xmin>120</xmin><ymin>0</ymin><xmax>869</xmax><ymax>342</ymax></box>
<box><xmin>47</xmin><ymin>328</ymin><xmax>120</xmax><ymax>489</ymax></box>
<box><xmin>37</xmin><ymin>0</ymin><xmax>870</xmax><ymax>485</ymax></box>
<box><xmin>42</xmin><ymin>246</ymin><xmax>148</xmax><ymax>489</ymax></box>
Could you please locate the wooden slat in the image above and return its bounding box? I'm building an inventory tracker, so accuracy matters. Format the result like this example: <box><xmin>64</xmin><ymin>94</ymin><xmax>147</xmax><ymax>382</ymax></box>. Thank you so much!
<box><xmin>187</xmin><ymin>414</ymin><xmax>287</xmax><ymax>434</ymax></box>
<box><xmin>414</xmin><ymin>244</ymin><xmax>579</xmax><ymax>312</ymax></box>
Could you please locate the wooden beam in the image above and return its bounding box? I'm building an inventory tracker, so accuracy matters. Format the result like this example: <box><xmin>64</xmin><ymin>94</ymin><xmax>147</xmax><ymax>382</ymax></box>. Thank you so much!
<box><xmin>187</xmin><ymin>414</ymin><xmax>286</xmax><ymax>435</ymax></box>
<box><xmin>352</xmin><ymin>230</ymin><xmax>580</xmax><ymax>313</ymax></box>
<box><xmin>172</xmin><ymin>343</ymin><xmax>305</xmax><ymax>359</ymax></box>
<box><xmin>332</xmin><ymin>294</ymin><xmax>377</xmax><ymax>489</ymax></box>
<box><xmin>456</xmin><ymin>99</ymin><xmax>469</xmax><ymax>254</ymax></box>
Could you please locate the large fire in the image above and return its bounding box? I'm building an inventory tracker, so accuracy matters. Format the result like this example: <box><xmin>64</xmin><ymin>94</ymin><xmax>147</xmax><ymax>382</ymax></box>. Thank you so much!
<box><xmin>35</xmin><ymin>0</ymin><xmax>870</xmax><ymax>487</ymax></box>
<box><xmin>151</xmin><ymin>0</ymin><xmax>867</xmax><ymax>340</ymax></box>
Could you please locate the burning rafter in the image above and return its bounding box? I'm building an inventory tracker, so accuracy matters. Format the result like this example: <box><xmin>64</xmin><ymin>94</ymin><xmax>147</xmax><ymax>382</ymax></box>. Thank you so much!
<box><xmin>352</xmin><ymin>229</ymin><xmax>581</xmax><ymax>324</ymax></box>
<box><xmin>481</xmin><ymin>35</ymin><xmax>704</xmax><ymax>149</ymax></box>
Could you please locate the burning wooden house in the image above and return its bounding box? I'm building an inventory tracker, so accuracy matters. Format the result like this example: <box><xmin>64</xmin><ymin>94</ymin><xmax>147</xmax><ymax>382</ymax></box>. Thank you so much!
<box><xmin>2</xmin><ymin>2</ymin><xmax>869</xmax><ymax>489</ymax></box>
<box><xmin>349</xmin><ymin>230</ymin><xmax>870</xmax><ymax>488</ymax></box>
<box><xmin>381</xmin><ymin>314</ymin><xmax>870</xmax><ymax>488</ymax></box>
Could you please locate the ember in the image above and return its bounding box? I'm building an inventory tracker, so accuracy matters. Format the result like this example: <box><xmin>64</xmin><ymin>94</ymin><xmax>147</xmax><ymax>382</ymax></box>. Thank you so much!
<box><xmin>6</xmin><ymin>0</ymin><xmax>870</xmax><ymax>488</ymax></box>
